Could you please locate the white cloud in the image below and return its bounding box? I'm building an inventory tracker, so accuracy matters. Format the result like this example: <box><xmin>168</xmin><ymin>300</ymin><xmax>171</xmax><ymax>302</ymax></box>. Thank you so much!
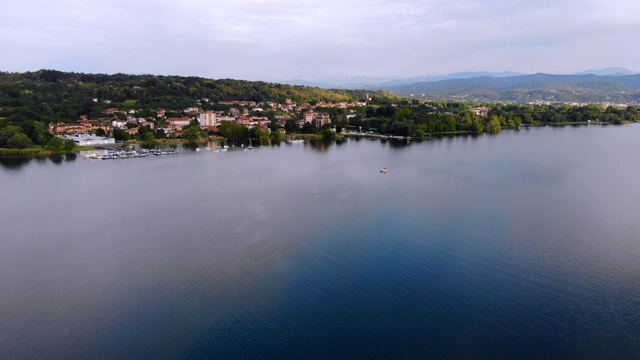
<box><xmin>0</xmin><ymin>0</ymin><xmax>638</xmax><ymax>81</ymax></box>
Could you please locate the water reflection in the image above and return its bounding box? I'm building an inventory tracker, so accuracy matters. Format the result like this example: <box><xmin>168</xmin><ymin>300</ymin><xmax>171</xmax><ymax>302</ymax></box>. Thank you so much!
<box><xmin>387</xmin><ymin>139</ymin><xmax>411</xmax><ymax>149</ymax></box>
<box><xmin>0</xmin><ymin>156</ymin><xmax>32</xmax><ymax>170</ymax></box>
<box><xmin>306</xmin><ymin>140</ymin><xmax>331</xmax><ymax>152</ymax></box>
<box><xmin>182</xmin><ymin>143</ymin><xmax>199</xmax><ymax>151</ymax></box>
<box><xmin>50</xmin><ymin>154</ymin><xmax>64</xmax><ymax>165</ymax></box>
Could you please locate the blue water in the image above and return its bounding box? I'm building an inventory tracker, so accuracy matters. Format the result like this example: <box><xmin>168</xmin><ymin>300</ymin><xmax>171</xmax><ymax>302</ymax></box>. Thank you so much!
<box><xmin>1</xmin><ymin>126</ymin><xmax>639</xmax><ymax>359</ymax></box>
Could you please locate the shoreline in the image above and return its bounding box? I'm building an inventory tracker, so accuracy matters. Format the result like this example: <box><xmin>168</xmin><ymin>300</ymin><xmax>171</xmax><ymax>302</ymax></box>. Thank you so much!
<box><xmin>0</xmin><ymin>122</ymin><xmax>628</xmax><ymax>157</ymax></box>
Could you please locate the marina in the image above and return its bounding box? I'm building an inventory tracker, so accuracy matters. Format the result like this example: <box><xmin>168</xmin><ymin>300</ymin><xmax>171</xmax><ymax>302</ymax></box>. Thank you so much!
<box><xmin>83</xmin><ymin>148</ymin><xmax>178</xmax><ymax>160</ymax></box>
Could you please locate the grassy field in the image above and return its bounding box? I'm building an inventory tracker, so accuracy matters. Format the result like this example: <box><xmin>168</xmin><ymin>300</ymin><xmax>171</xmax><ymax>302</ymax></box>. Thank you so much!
<box><xmin>0</xmin><ymin>146</ymin><xmax>89</xmax><ymax>156</ymax></box>
<box><xmin>123</xmin><ymin>99</ymin><xmax>138</xmax><ymax>107</ymax></box>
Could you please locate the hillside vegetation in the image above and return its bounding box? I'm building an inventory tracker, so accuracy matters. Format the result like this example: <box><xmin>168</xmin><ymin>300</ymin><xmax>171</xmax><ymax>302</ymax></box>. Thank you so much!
<box><xmin>0</xmin><ymin>69</ymin><xmax>398</xmax><ymax>123</ymax></box>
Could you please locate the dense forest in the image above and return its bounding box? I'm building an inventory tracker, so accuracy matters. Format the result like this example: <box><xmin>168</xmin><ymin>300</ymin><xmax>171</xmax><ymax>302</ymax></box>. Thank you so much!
<box><xmin>0</xmin><ymin>69</ymin><xmax>397</xmax><ymax>122</ymax></box>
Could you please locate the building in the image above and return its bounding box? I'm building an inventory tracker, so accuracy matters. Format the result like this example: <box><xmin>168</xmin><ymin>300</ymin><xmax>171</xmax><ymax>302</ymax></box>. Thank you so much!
<box><xmin>217</xmin><ymin>116</ymin><xmax>236</xmax><ymax>122</ymax></box>
<box><xmin>198</xmin><ymin>111</ymin><xmax>217</xmax><ymax>127</ymax></box>
<box><xmin>50</xmin><ymin>123</ymin><xmax>88</xmax><ymax>134</ymax></box>
<box><xmin>315</xmin><ymin>113</ymin><xmax>331</xmax><ymax>128</ymax></box>
<box><xmin>469</xmin><ymin>107</ymin><xmax>489</xmax><ymax>117</ymax></box>
<box><xmin>166</xmin><ymin>117</ymin><xmax>191</xmax><ymax>127</ymax></box>
<box><xmin>303</xmin><ymin>110</ymin><xmax>315</xmax><ymax>123</ymax></box>
<box><xmin>64</xmin><ymin>134</ymin><xmax>115</xmax><ymax>147</ymax></box>
<box><xmin>302</xmin><ymin>111</ymin><xmax>331</xmax><ymax>128</ymax></box>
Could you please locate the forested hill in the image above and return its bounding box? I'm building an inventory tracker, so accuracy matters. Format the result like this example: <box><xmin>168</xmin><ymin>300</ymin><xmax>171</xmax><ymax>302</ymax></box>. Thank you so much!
<box><xmin>0</xmin><ymin>69</ymin><xmax>398</xmax><ymax>122</ymax></box>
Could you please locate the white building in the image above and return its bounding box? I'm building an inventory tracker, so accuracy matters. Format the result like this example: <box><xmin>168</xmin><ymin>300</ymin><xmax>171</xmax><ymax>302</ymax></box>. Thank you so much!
<box><xmin>64</xmin><ymin>134</ymin><xmax>115</xmax><ymax>147</ymax></box>
<box><xmin>198</xmin><ymin>111</ymin><xmax>217</xmax><ymax>127</ymax></box>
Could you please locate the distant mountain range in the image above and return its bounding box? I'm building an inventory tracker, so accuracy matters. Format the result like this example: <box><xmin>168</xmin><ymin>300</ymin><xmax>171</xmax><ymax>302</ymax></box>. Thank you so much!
<box><xmin>283</xmin><ymin>68</ymin><xmax>640</xmax><ymax>103</ymax></box>
<box><xmin>573</xmin><ymin>67</ymin><xmax>638</xmax><ymax>76</ymax></box>
<box><xmin>384</xmin><ymin>72</ymin><xmax>640</xmax><ymax>103</ymax></box>
<box><xmin>282</xmin><ymin>71</ymin><xmax>528</xmax><ymax>89</ymax></box>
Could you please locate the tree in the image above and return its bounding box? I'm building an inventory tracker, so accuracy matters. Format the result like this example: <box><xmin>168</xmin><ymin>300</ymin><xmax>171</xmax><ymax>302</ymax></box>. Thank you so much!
<box><xmin>63</xmin><ymin>139</ymin><xmax>76</xmax><ymax>151</ymax></box>
<box><xmin>321</xmin><ymin>129</ymin><xmax>336</xmax><ymax>140</ymax></box>
<box><xmin>471</xmin><ymin>118</ymin><xmax>484</xmax><ymax>134</ymax></box>
<box><xmin>6</xmin><ymin>133</ymin><xmax>33</xmax><ymax>149</ymax></box>
<box><xmin>486</xmin><ymin>116</ymin><xmax>501</xmax><ymax>134</ymax></box>
<box><xmin>45</xmin><ymin>136</ymin><xmax>64</xmax><ymax>150</ymax></box>
<box><xmin>0</xmin><ymin>125</ymin><xmax>22</xmax><ymax>147</ymax></box>
<box><xmin>112</xmin><ymin>128</ymin><xmax>130</xmax><ymax>141</ymax></box>
<box><xmin>183</xmin><ymin>126</ymin><xmax>202</xmax><ymax>143</ymax></box>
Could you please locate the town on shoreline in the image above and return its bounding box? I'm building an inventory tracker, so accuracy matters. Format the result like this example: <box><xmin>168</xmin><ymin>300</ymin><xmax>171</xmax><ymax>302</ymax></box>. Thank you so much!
<box><xmin>2</xmin><ymin>70</ymin><xmax>640</xmax><ymax>155</ymax></box>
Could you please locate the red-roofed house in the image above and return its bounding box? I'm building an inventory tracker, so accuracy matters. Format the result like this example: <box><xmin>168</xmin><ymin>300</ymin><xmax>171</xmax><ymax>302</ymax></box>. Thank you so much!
<box><xmin>166</xmin><ymin>117</ymin><xmax>191</xmax><ymax>129</ymax></box>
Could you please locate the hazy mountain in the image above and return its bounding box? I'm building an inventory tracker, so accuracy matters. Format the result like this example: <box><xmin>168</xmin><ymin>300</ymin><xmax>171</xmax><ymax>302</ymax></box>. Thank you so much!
<box><xmin>282</xmin><ymin>79</ymin><xmax>334</xmax><ymax>88</ymax></box>
<box><xmin>379</xmin><ymin>71</ymin><xmax>527</xmax><ymax>87</ymax></box>
<box><xmin>282</xmin><ymin>71</ymin><xmax>526</xmax><ymax>89</ymax></box>
<box><xmin>574</xmin><ymin>67</ymin><xmax>638</xmax><ymax>76</ymax></box>
<box><xmin>386</xmin><ymin>73</ymin><xmax>640</xmax><ymax>103</ymax></box>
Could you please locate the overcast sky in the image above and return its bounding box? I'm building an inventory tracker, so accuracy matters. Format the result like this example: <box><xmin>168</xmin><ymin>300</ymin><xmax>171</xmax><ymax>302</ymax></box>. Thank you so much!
<box><xmin>1</xmin><ymin>0</ymin><xmax>639</xmax><ymax>81</ymax></box>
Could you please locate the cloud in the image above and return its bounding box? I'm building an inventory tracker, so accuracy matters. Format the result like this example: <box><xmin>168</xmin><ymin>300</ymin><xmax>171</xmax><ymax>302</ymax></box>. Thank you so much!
<box><xmin>0</xmin><ymin>0</ymin><xmax>638</xmax><ymax>81</ymax></box>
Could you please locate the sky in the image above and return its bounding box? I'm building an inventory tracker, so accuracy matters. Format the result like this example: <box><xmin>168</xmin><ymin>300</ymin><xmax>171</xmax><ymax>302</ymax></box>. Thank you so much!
<box><xmin>1</xmin><ymin>0</ymin><xmax>639</xmax><ymax>82</ymax></box>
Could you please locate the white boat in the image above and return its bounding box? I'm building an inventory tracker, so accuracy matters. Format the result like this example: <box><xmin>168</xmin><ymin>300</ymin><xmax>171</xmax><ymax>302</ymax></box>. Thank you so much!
<box><xmin>380</xmin><ymin>168</ymin><xmax>388</xmax><ymax>173</ymax></box>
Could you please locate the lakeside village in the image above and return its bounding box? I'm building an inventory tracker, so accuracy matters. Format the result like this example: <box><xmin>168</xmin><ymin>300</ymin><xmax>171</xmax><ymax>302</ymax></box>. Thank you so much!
<box><xmin>49</xmin><ymin>97</ymin><xmax>640</xmax><ymax>154</ymax></box>
<box><xmin>51</xmin><ymin>98</ymin><xmax>367</xmax><ymax>148</ymax></box>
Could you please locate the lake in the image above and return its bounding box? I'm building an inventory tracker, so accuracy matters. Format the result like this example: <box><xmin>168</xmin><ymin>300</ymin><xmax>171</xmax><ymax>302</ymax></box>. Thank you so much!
<box><xmin>1</xmin><ymin>125</ymin><xmax>639</xmax><ymax>359</ymax></box>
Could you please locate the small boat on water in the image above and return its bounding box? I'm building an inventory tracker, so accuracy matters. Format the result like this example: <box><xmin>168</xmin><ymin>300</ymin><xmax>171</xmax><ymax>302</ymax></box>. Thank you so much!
<box><xmin>380</xmin><ymin>168</ymin><xmax>388</xmax><ymax>173</ymax></box>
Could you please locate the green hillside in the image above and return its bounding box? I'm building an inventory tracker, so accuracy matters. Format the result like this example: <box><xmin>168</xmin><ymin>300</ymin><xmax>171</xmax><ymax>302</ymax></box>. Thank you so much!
<box><xmin>0</xmin><ymin>69</ymin><xmax>398</xmax><ymax>123</ymax></box>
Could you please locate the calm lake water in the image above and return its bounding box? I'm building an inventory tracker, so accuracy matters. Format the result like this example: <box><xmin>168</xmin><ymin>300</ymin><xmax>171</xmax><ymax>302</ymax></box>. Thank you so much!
<box><xmin>1</xmin><ymin>126</ymin><xmax>640</xmax><ymax>359</ymax></box>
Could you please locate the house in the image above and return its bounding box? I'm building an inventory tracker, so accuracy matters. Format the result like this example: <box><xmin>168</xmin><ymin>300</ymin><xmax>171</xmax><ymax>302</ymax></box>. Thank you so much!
<box><xmin>184</xmin><ymin>107</ymin><xmax>202</xmax><ymax>114</ymax></box>
<box><xmin>237</xmin><ymin>117</ymin><xmax>252</xmax><ymax>125</ymax></box>
<box><xmin>166</xmin><ymin>117</ymin><xmax>191</xmax><ymax>128</ymax></box>
<box><xmin>50</xmin><ymin>123</ymin><xmax>88</xmax><ymax>134</ymax></box>
<box><xmin>111</xmin><ymin>120</ymin><xmax>127</xmax><ymax>128</ymax></box>
<box><xmin>217</xmin><ymin>116</ymin><xmax>236</xmax><ymax>123</ymax></box>
<box><xmin>469</xmin><ymin>107</ymin><xmax>489</xmax><ymax>117</ymax></box>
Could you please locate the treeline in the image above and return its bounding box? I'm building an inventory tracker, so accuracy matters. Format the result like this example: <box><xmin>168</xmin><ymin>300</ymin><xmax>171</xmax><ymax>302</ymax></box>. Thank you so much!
<box><xmin>285</xmin><ymin>101</ymin><xmax>640</xmax><ymax>137</ymax></box>
<box><xmin>0</xmin><ymin>113</ymin><xmax>73</xmax><ymax>150</ymax></box>
<box><xmin>0</xmin><ymin>69</ymin><xmax>397</xmax><ymax>123</ymax></box>
<box><xmin>489</xmin><ymin>103</ymin><xmax>638</xmax><ymax>125</ymax></box>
